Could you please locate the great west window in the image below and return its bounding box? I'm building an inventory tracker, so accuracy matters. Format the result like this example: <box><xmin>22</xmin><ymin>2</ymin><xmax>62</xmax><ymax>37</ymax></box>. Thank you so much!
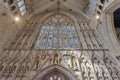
<box><xmin>34</xmin><ymin>14</ymin><xmax>81</xmax><ymax>49</ymax></box>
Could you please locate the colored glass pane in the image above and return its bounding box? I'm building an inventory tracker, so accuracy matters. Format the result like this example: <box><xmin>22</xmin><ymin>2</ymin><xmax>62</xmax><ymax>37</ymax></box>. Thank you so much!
<box><xmin>34</xmin><ymin>15</ymin><xmax>81</xmax><ymax>49</ymax></box>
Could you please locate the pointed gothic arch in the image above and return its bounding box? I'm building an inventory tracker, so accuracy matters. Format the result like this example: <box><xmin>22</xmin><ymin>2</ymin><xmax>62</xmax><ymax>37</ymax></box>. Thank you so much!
<box><xmin>102</xmin><ymin>0</ymin><xmax>120</xmax><ymax>56</ymax></box>
<box><xmin>32</xmin><ymin>65</ymin><xmax>77</xmax><ymax>80</ymax></box>
<box><xmin>34</xmin><ymin>13</ymin><xmax>81</xmax><ymax>50</ymax></box>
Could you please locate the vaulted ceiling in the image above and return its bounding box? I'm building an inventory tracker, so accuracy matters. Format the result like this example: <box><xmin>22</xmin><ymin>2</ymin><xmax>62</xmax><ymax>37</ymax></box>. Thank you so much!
<box><xmin>26</xmin><ymin>0</ymin><xmax>90</xmax><ymax>18</ymax></box>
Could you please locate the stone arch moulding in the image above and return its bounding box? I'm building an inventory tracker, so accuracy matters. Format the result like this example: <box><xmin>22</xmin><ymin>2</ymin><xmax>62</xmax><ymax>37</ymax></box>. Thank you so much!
<box><xmin>34</xmin><ymin>10</ymin><xmax>82</xmax><ymax>44</ymax></box>
<box><xmin>103</xmin><ymin>0</ymin><xmax>120</xmax><ymax>56</ymax></box>
<box><xmin>32</xmin><ymin>65</ymin><xmax>77</xmax><ymax>80</ymax></box>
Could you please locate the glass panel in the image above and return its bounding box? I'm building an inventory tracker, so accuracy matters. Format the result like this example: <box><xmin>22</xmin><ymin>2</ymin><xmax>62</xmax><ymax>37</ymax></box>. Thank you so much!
<box><xmin>20</xmin><ymin>5</ymin><xmax>25</xmax><ymax>12</ymax></box>
<box><xmin>67</xmin><ymin>26</ymin><xmax>74</xmax><ymax>49</ymax></box>
<box><xmin>17</xmin><ymin>0</ymin><xmax>26</xmax><ymax>16</ymax></box>
<box><xmin>34</xmin><ymin>15</ymin><xmax>81</xmax><ymax>49</ymax></box>
<box><xmin>47</xmin><ymin>26</ymin><xmax>54</xmax><ymax>49</ymax></box>
<box><xmin>53</xmin><ymin>27</ymin><xmax>58</xmax><ymax>49</ymax></box>
<box><xmin>18</xmin><ymin>0</ymin><xmax>24</xmax><ymax>7</ymax></box>
<box><xmin>21</xmin><ymin>9</ymin><xmax>26</xmax><ymax>16</ymax></box>
<box><xmin>58</xmin><ymin>27</ymin><xmax>63</xmax><ymax>49</ymax></box>
<box><xmin>62</xmin><ymin>26</ymin><xmax>68</xmax><ymax>49</ymax></box>
<box><xmin>47</xmin><ymin>74</ymin><xmax>65</xmax><ymax>80</ymax></box>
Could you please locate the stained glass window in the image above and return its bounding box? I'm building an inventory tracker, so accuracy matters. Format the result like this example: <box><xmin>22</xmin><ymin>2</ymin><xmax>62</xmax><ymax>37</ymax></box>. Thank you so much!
<box><xmin>17</xmin><ymin>0</ymin><xmax>26</xmax><ymax>16</ymax></box>
<box><xmin>49</xmin><ymin>75</ymin><xmax>64</xmax><ymax>80</ymax></box>
<box><xmin>42</xmin><ymin>73</ymin><xmax>66</xmax><ymax>80</ymax></box>
<box><xmin>34</xmin><ymin>14</ymin><xmax>81</xmax><ymax>49</ymax></box>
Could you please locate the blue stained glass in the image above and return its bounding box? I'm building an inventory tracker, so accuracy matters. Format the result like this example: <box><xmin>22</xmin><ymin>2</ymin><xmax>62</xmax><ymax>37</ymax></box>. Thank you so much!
<box><xmin>47</xmin><ymin>42</ymin><xmax>52</xmax><ymax>49</ymax></box>
<box><xmin>34</xmin><ymin>15</ymin><xmax>81</xmax><ymax>49</ymax></box>
<box><xmin>40</xmin><ymin>43</ymin><xmax>46</xmax><ymax>49</ymax></box>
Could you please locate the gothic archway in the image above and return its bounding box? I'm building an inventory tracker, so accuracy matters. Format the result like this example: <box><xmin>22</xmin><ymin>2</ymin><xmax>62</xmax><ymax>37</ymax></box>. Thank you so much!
<box><xmin>34</xmin><ymin>14</ymin><xmax>81</xmax><ymax>50</ymax></box>
<box><xmin>102</xmin><ymin>0</ymin><xmax>120</xmax><ymax>56</ymax></box>
<box><xmin>32</xmin><ymin>65</ymin><xmax>77</xmax><ymax>80</ymax></box>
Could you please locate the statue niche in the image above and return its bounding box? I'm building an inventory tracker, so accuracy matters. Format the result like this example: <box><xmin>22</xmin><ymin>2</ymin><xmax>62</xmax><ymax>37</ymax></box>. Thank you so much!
<box><xmin>53</xmin><ymin>54</ymin><xmax>61</xmax><ymax>64</ymax></box>
<box><xmin>33</xmin><ymin>55</ymin><xmax>40</xmax><ymax>70</ymax></box>
<box><xmin>71</xmin><ymin>56</ymin><xmax>78</xmax><ymax>70</ymax></box>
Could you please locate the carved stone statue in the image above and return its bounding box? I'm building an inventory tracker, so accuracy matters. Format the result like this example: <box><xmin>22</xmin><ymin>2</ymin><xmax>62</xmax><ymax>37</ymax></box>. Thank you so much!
<box><xmin>71</xmin><ymin>56</ymin><xmax>77</xmax><ymax>70</ymax></box>
<box><xmin>53</xmin><ymin>54</ymin><xmax>59</xmax><ymax>64</ymax></box>
<box><xmin>33</xmin><ymin>55</ymin><xmax>40</xmax><ymax>70</ymax></box>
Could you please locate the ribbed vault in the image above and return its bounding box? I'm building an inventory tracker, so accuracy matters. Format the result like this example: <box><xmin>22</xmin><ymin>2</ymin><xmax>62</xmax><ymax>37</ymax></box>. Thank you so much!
<box><xmin>28</xmin><ymin>0</ymin><xmax>89</xmax><ymax>20</ymax></box>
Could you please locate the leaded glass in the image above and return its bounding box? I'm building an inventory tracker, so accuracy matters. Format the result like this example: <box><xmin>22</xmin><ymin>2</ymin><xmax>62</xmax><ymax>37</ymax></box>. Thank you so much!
<box><xmin>34</xmin><ymin>14</ymin><xmax>81</xmax><ymax>49</ymax></box>
<box><xmin>42</xmin><ymin>73</ymin><xmax>66</xmax><ymax>80</ymax></box>
<box><xmin>21</xmin><ymin>9</ymin><xmax>26</xmax><ymax>16</ymax></box>
<box><xmin>17</xmin><ymin>0</ymin><xmax>26</xmax><ymax>16</ymax></box>
<box><xmin>20</xmin><ymin>5</ymin><xmax>25</xmax><ymax>12</ymax></box>
<box><xmin>18</xmin><ymin>0</ymin><xmax>24</xmax><ymax>7</ymax></box>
